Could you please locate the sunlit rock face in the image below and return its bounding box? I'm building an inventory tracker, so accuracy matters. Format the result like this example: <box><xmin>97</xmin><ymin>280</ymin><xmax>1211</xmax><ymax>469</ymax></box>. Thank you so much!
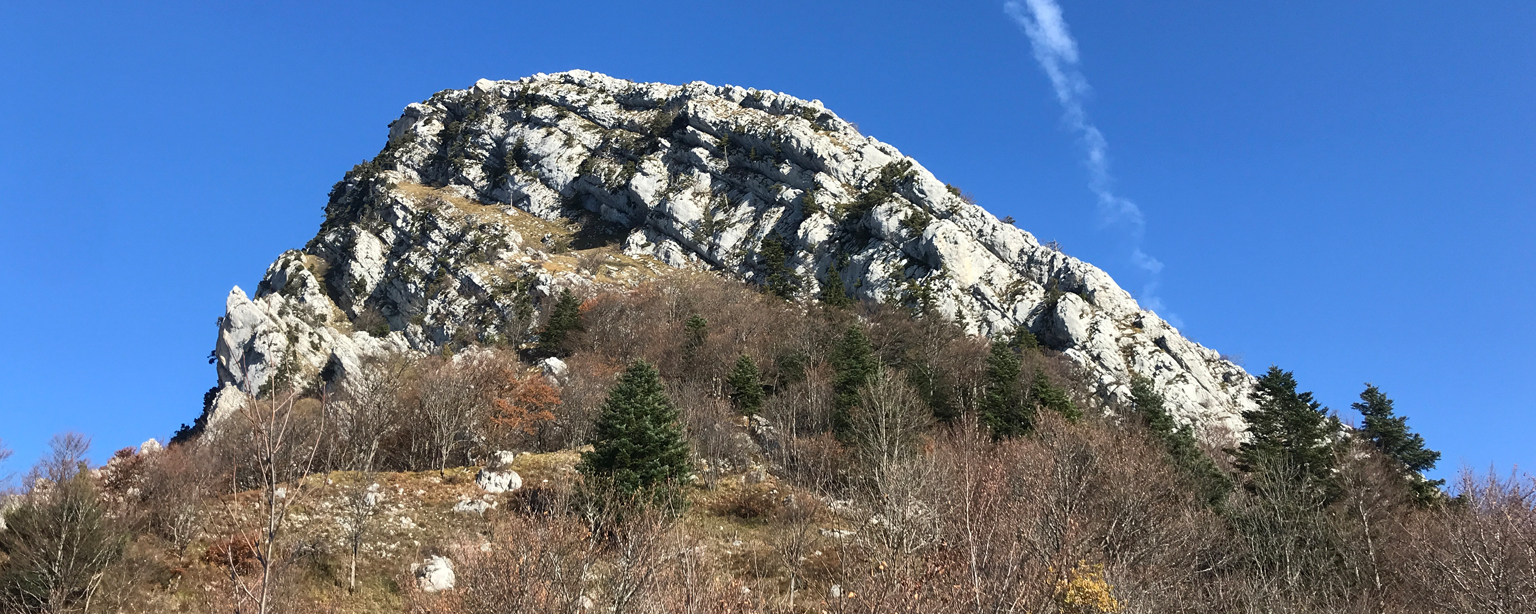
<box><xmin>209</xmin><ymin>70</ymin><xmax>1254</xmax><ymax>438</ymax></box>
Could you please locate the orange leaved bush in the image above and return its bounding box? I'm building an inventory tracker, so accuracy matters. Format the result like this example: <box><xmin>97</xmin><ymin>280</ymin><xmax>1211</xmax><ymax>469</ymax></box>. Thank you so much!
<box><xmin>485</xmin><ymin>366</ymin><xmax>559</xmax><ymax>448</ymax></box>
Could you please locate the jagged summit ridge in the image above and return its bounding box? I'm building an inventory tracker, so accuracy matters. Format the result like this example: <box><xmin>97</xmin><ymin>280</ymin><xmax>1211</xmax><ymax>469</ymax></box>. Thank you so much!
<box><xmin>211</xmin><ymin>70</ymin><xmax>1254</xmax><ymax>435</ymax></box>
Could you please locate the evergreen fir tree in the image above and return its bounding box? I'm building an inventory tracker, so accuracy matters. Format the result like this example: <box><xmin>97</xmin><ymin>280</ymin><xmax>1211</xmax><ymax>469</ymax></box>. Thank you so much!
<box><xmin>1010</xmin><ymin>327</ymin><xmax>1040</xmax><ymax>352</ymax></box>
<box><xmin>1353</xmin><ymin>383</ymin><xmax>1443</xmax><ymax>503</ymax></box>
<box><xmin>1131</xmin><ymin>376</ymin><xmax>1233</xmax><ymax>506</ymax></box>
<box><xmin>1236</xmin><ymin>366</ymin><xmax>1342</xmax><ymax>502</ymax></box>
<box><xmin>908</xmin><ymin>362</ymin><xmax>959</xmax><ymax>424</ymax></box>
<box><xmin>759</xmin><ymin>234</ymin><xmax>799</xmax><ymax>300</ymax></box>
<box><xmin>831</xmin><ymin>324</ymin><xmax>878</xmax><ymax>439</ymax></box>
<box><xmin>578</xmin><ymin>360</ymin><xmax>692</xmax><ymax>495</ymax></box>
<box><xmin>980</xmin><ymin>341</ymin><xmax>1030</xmax><ymax>439</ymax></box>
<box><xmin>1032</xmin><ymin>371</ymin><xmax>1082</xmax><ymax>421</ymax></box>
<box><xmin>819</xmin><ymin>260</ymin><xmax>853</xmax><ymax>308</ymax></box>
<box><xmin>726</xmin><ymin>354</ymin><xmax>765</xmax><ymax>416</ymax></box>
<box><xmin>682</xmin><ymin>314</ymin><xmax>708</xmax><ymax>360</ymax></box>
<box><xmin>537</xmin><ymin>289</ymin><xmax>583</xmax><ymax>356</ymax></box>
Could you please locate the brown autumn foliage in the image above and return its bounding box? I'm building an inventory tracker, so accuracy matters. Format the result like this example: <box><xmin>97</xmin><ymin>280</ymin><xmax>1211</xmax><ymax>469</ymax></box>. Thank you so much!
<box><xmin>486</xmin><ymin>366</ymin><xmax>560</xmax><ymax>450</ymax></box>
<box><xmin>6</xmin><ymin>273</ymin><xmax>1534</xmax><ymax>614</ymax></box>
<box><xmin>202</xmin><ymin>532</ymin><xmax>262</xmax><ymax>574</ymax></box>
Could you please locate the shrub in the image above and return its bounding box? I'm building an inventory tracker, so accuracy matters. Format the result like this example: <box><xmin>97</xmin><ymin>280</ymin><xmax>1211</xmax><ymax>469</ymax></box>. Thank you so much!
<box><xmin>712</xmin><ymin>483</ymin><xmax>781</xmax><ymax>519</ymax></box>
<box><xmin>354</xmin><ymin>308</ymin><xmax>390</xmax><ymax>337</ymax></box>
<box><xmin>1055</xmin><ymin>561</ymin><xmax>1122</xmax><ymax>614</ymax></box>
<box><xmin>900</xmin><ymin>208</ymin><xmax>932</xmax><ymax>233</ymax></box>
<box><xmin>945</xmin><ymin>183</ymin><xmax>977</xmax><ymax>205</ymax></box>
<box><xmin>202</xmin><ymin>533</ymin><xmax>261</xmax><ymax>574</ymax></box>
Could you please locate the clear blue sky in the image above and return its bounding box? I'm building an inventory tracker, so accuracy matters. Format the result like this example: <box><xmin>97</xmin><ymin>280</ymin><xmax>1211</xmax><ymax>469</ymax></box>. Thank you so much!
<box><xmin>2</xmin><ymin>1</ymin><xmax>1531</xmax><ymax>481</ymax></box>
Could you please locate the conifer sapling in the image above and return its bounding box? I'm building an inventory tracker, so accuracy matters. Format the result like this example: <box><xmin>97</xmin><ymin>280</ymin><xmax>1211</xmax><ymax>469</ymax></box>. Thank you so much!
<box><xmin>538</xmin><ymin>289</ymin><xmax>584</xmax><ymax>356</ymax></box>
<box><xmin>726</xmin><ymin>355</ymin><xmax>765</xmax><ymax>416</ymax></box>
<box><xmin>980</xmin><ymin>341</ymin><xmax>1029</xmax><ymax>439</ymax></box>
<box><xmin>831</xmin><ymin>325</ymin><xmax>877</xmax><ymax>439</ymax></box>
<box><xmin>578</xmin><ymin>360</ymin><xmax>691</xmax><ymax>495</ymax></box>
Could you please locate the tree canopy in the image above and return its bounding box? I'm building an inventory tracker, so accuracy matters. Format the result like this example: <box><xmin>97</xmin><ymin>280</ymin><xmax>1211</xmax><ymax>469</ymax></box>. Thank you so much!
<box><xmin>1236</xmin><ymin>366</ymin><xmax>1342</xmax><ymax>501</ymax></box>
<box><xmin>1354</xmin><ymin>383</ymin><xmax>1443</xmax><ymax>503</ymax></box>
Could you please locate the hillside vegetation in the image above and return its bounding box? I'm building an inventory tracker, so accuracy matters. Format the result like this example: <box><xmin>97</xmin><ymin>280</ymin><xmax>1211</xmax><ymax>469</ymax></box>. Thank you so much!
<box><xmin>3</xmin><ymin>274</ymin><xmax>1533</xmax><ymax>614</ymax></box>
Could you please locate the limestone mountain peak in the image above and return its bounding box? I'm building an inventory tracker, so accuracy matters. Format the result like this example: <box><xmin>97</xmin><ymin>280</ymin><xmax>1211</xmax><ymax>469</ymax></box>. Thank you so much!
<box><xmin>208</xmin><ymin>70</ymin><xmax>1254</xmax><ymax>437</ymax></box>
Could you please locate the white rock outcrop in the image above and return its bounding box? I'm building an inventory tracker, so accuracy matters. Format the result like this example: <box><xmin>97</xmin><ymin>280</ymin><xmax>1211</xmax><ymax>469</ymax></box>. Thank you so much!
<box><xmin>487</xmin><ymin>450</ymin><xmax>517</xmax><ymax>469</ymax></box>
<box><xmin>206</xmin><ymin>70</ymin><xmax>1255</xmax><ymax>438</ymax></box>
<box><xmin>538</xmin><ymin>357</ymin><xmax>569</xmax><ymax>383</ymax></box>
<box><xmin>452</xmin><ymin>499</ymin><xmax>494</xmax><ymax>515</ymax></box>
<box><xmin>413</xmin><ymin>555</ymin><xmax>455</xmax><ymax>592</ymax></box>
<box><xmin>475</xmin><ymin>468</ymin><xmax>523</xmax><ymax>494</ymax></box>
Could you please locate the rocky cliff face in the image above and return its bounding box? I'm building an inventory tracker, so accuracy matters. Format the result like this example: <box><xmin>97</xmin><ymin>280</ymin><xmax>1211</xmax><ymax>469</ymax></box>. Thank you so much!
<box><xmin>210</xmin><ymin>70</ymin><xmax>1254</xmax><ymax>436</ymax></box>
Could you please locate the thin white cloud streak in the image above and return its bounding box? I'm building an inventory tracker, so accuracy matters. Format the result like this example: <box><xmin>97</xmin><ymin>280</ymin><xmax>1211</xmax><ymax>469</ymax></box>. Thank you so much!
<box><xmin>1005</xmin><ymin>0</ymin><xmax>1175</xmax><ymax>321</ymax></box>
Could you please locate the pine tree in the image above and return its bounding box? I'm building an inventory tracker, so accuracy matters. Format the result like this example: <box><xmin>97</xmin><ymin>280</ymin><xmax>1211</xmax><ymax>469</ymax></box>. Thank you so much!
<box><xmin>979</xmin><ymin>341</ymin><xmax>1030</xmax><ymax>439</ymax></box>
<box><xmin>578</xmin><ymin>360</ymin><xmax>691</xmax><ymax>495</ymax></box>
<box><xmin>1236</xmin><ymin>366</ymin><xmax>1342</xmax><ymax>501</ymax></box>
<box><xmin>1031</xmin><ymin>372</ymin><xmax>1082</xmax><ymax>421</ymax></box>
<box><xmin>538</xmin><ymin>289</ymin><xmax>583</xmax><ymax>356</ymax></box>
<box><xmin>1131</xmin><ymin>376</ymin><xmax>1232</xmax><ymax>506</ymax></box>
<box><xmin>726</xmin><ymin>355</ymin><xmax>764</xmax><ymax>416</ymax></box>
<box><xmin>1353</xmin><ymin>383</ymin><xmax>1443</xmax><ymax>503</ymax></box>
<box><xmin>831</xmin><ymin>325</ymin><xmax>878</xmax><ymax>439</ymax></box>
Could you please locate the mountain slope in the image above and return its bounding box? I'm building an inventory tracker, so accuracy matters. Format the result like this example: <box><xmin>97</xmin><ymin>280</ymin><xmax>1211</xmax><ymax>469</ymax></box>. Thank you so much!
<box><xmin>208</xmin><ymin>70</ymin><xmax>1253</xmax><ymax>435</ymax></box>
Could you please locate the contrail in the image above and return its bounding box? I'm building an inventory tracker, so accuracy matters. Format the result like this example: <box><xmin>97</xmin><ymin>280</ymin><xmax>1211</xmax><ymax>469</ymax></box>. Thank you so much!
<box><xmin>1005</xmin><ymin>0</ymin><xmax>1178</xmax><ymax>325</ymax></box>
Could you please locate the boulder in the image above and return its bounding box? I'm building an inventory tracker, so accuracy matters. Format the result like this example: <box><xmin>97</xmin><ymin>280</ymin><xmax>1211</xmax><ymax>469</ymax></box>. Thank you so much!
<box><xmin>413</xmin><ymin>556</ymin><xmax>455</xmax><ymax>592</ymax></box>
<box><xmin>487</xmin><ymin>450</ymin><xmax>516</xmax><ymax>469</ymax></box>
<box><xmin>539</xmin><ymin>357</ymin><xmax>569</xmax><ymax>383</ymax></box>
<box><xmin>476</xmin><ymin>468</ymin><xmax>523</xmax><ymax>494</ymax></box>
<box><xmin>453</xmin><ymin>499</ymin><xmax>494</xmax><ymax>515</ymax></box>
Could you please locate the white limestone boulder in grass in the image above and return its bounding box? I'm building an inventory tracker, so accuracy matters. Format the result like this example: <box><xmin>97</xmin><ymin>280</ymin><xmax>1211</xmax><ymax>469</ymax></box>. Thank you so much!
<box><xmin>413</xmin><ymin>556</ymin><xmax>455</xmax><ymax>592</ymax></box>
<box><xmin>476</xmin><ymin>468</ymin><xmax>522</xmax><ymax>494</ymax></box>
<box><xmin>452</xmin><ymin>499</ymin><xmax>494</xmax><ymax>515</ymax></box>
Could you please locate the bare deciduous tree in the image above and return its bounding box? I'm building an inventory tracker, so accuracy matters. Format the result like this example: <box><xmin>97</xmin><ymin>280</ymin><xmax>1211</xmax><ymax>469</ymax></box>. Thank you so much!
<box><xmin>770</xmin><ymin>492</ymin><xmax>820</xmax><ymax>611</ymax></box>
<box><xmin>221</xmin><ymin>387</ymin><xmax>327</xmax><ymax>614</ymax></box>
<box><xmin>140</xmin><ymin>442</ymin><xmax>217</xmax><ymax>555</ymax></box>
<box><xmin>332</xmin><ymin>356</ymin><xmax>408</xmax><ymax>473</ymax></box>
<box><xmin>1403</xmin><ymin>469</ymin><xmax>1536</xmax><ymax>614</ymax></box>
<box><xmin>0</xmin><ymin>433</ymin><xmax>124</xmax><ymax>614</ymax></box>
<box><xmin>415</xmin><ymin>357</ymin><xmax>493</xmax><ymax>473</ymax></box>
<box><xmin>849</xmin><ymin>369</ymin><xmax>940</xmax><ymax>555</ymax></box>
<box><xmin>337</xmin><ymin>473</ymin><xmax>381</xmax><ymax>592</ymax></box>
